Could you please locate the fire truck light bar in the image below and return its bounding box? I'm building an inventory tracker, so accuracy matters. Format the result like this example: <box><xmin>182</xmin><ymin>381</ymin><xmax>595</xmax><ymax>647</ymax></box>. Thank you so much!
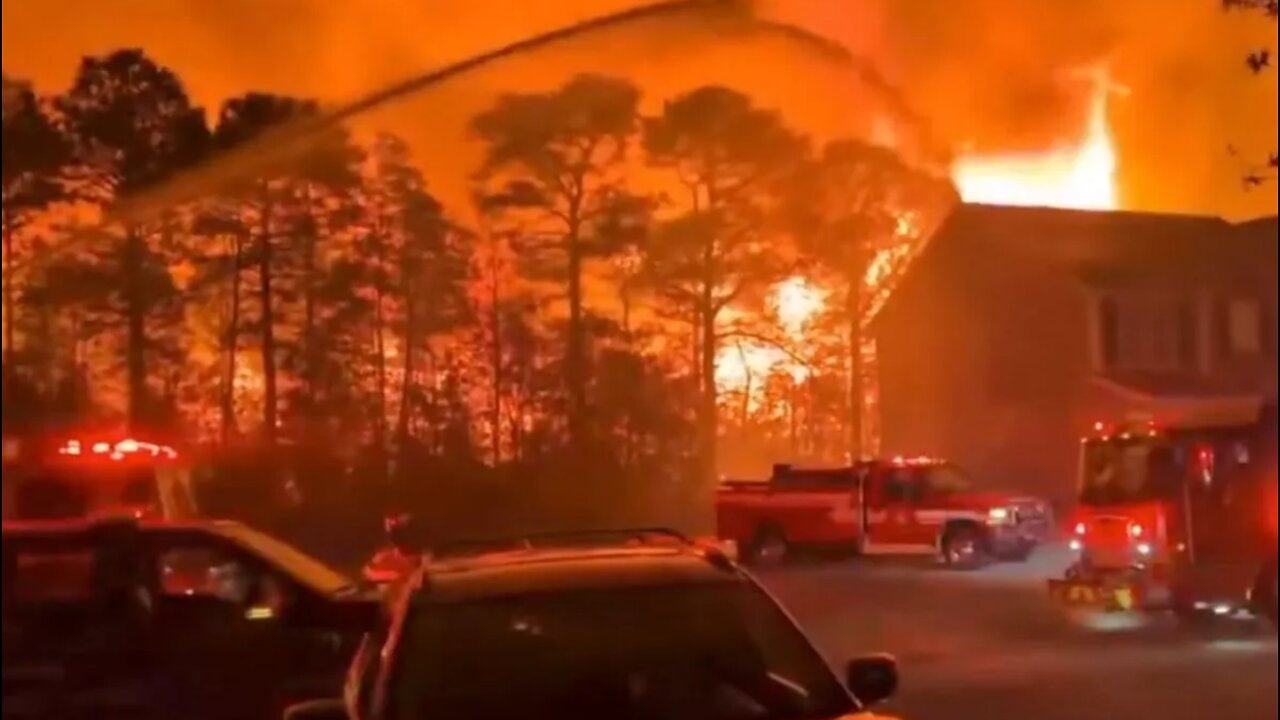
<box><xmin>58</xmin><ymin>438</ymin><xmax>178</xmax><ymax>461</ymax></box>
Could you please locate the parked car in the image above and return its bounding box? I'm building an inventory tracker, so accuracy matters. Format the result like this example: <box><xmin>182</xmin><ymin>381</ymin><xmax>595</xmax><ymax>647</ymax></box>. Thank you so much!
<box><xmin>2</xmin><ymin>517</ymin><xmax>375</xmax><ymax>720</ymax></box>
<box><xmin>285</xmin><ymin>529</ymin><xmax>903</xmax><ymax>720</ymax></box>
<box><xmin>718</xmin><ymin>459</ymin><xmax>1052</xmax><ymax>568</ymax></box>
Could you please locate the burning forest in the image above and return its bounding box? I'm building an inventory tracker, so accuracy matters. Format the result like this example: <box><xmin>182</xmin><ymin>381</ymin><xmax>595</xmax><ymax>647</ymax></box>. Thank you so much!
<box><xmin>2</xmin><ymin>0</ymin><xmax>1275</xmax><ymax>533</ymax></box>
<box><xmin>2</xmin><ymin>48</ymin><xmax>954</xmax><ymax>523</ymax></box>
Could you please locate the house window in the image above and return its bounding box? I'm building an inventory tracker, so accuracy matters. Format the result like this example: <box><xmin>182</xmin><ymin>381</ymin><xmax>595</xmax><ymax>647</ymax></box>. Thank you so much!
<box><xmin>1097</xmin><ymin>294</ymin><xmax>1195</xmax><ymax>372</ymax></box>
<box><xmin>1227</xmin><ymin>299</ymin><xmax>1262</xmax><ymax>356</ymax></box>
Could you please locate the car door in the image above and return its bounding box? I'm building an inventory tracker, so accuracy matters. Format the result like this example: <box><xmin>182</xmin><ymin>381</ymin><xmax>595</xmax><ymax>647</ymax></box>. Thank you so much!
<box><xmin>864</xmin><ymin>465</ymin><xmax>929</xmax><ymax>552</ymax></box>
<box><xmin>147</xmin><ymin>531</ymin><xmax>294</xmax><ymax>719</ymax></box>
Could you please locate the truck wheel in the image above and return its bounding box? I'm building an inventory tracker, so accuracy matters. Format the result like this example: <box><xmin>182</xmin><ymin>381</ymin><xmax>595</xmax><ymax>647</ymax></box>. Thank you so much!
<box><xmin>941</xmin><ymin>525</ymin><xmax>987</xmax><ymax>570</ymax></box>
<box><xmin>747</xmin><ymin>526</ymin><xmax>790</xmax><ymax>567</ymax></box>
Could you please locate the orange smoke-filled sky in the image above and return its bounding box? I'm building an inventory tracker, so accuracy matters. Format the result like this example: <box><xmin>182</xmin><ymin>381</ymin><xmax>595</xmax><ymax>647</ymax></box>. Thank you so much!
<box><xmin>3</xmin><ymin>0</ymin><xmax>1277</xmax><ymax>219</ymax></box>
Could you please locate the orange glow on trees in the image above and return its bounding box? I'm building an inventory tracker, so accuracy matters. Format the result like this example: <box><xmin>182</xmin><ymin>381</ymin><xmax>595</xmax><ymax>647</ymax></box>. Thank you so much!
<box><xmin>953</xmin><ymin>67</ymin><xmax>1122</xmax><ymax>211</ymax></box>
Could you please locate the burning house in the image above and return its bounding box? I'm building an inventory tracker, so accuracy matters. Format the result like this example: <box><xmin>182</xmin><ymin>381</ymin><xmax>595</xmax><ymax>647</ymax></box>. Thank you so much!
<box><xmin>875</xmin><ymin>204</ymin><xmax>1278</xmax><ymax>504</ymax></box>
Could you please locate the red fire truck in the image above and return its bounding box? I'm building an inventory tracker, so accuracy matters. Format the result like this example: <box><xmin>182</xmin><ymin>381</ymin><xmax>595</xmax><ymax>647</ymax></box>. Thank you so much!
<box><xmin>716</xmin><ymin>459</ymin><xmax>1053</xmax><ymax>569</ymax></box>
<box><xmin>2</xmin><ymin>434</ymin><xmax>198</xmax><ymax>523</ymax></box>
<box><xmin>1052</xmin><ymin>402</ymin><xmax>1278</xmax><ymax>623</ymax></box>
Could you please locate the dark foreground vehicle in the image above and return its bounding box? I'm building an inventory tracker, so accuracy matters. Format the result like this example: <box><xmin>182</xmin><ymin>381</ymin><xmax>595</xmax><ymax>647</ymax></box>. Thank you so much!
<box><xmin>287</xmin><ymin>530</ymin><xmax>903</xmax><ymax>720</ymax></box>
<box><xmin>2</xmin><ymin>518</ymin><xmax>375</xmax><ymax>720</ymax></box>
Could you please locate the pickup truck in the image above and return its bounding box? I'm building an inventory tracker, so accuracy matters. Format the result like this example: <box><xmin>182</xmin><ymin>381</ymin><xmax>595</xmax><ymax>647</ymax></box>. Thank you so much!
<box><xmin>2</xmin><ymin>517</ymin><xmax>374</xmax><ymax>719</ymax></box>
<box><xmin>716</xmin><ymin>459</ymin><xmax>1053</xmax><ymax>569</ymax></box>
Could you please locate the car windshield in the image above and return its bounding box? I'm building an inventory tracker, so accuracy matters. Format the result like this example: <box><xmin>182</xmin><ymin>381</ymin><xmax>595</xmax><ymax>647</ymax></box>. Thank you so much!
<box><xmin>391</xmin><ymin>583</ymin><xmax>854</xmax><ymax>720</ymax></box>
<box><xmin>1080</xmin><ymin>439</ymin><xmax>1187</xmax><ymax>506</ymax></box>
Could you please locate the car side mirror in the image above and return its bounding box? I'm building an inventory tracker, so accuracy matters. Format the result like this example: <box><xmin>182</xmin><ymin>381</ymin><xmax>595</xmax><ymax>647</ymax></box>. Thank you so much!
<box><xmin>846</xmin><ymin>654</ymin><xmax>898</xmax><ymax>707</ymax></box>
<box><xmin>283</xmin><ymin>699</ymin><xmax>348</xmax><ymax>720</ymax></box>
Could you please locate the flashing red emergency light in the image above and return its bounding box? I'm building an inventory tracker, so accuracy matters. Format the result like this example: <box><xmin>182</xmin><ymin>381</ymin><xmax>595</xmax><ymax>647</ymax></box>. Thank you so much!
<box><xmin>891</xmin><ymin>456</ymin><xmax>942</xmax><ymax>467</ymax></box>
<box><xmin>57</xmin><ymin>438</ymin><xmax>179</xmax><ymax>461</ymax></box>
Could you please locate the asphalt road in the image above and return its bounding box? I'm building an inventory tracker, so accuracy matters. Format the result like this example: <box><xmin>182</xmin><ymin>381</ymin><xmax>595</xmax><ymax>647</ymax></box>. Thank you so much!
<box><xmin>757</xmin><ymin>547</ymin><xmax>1278</xmax><ymax>720</ymax></box>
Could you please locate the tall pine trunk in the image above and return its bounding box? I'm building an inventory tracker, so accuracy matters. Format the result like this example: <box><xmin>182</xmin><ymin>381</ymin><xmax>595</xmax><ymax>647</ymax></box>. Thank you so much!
<box><xmin>845</xmin><ymin>244</ymin><xmax>869</xmax><ymax>462</ymax></box>
<box><xmin>396</xmin><ymin>288</ymin><xmax>417</xmax><ymax>454</ymax></box>
<box><xmin>220</xmin><ymin>233</ymin><xmax>244</xmax><ymax>445</ymax></box>
<box><xmin>847</xmin><ymin>287</ymin><xmax>863</xmax><ymax>462</ymax></box>
<box><xmin>699</xmin><ymin>224</ymin><xmax>719</xmax><ymax>487</ymax></box>
<box><xmin>259</xmin><ymin>186</ymin><xmax>279</xmax><ymax>445</ymax></box>
<box><xmin>489</xmin><ymin>257</ymin><xmax>504</xmax><ymax>466</ymax></box>
<box><xmin>566</xmin><ymin>228</ymin><xmax>587</xmax><ymax>453</ymax></box>
<box><xmin>2</xmin><ymin>215</ymin><xmax>15</xmax><ymax>371</ymax></box>
<box><xmin>301</xmin><ymin>186</ymin><xmax>319</xmax><ymax>410</ymax></box>
<box><xmin>123</xmin><ymin>228</ymin><xmax>148</xmax><ymax>429</ymax></box>
<box><xmin>373</xmin><ymin>280</ymin><xmax>389</xmax><ymax>453</ymax></box>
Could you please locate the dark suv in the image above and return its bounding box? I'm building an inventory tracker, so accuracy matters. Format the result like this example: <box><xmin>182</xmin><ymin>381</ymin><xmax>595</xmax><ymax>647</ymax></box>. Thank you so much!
<box><xmin>287</xmin><ymin>530</ymin><xmax>902</xmax><ymax>720</ymax></box>
<box><xmin>3</xmin><ymin>518</ymin><xmax>374</xmax><ymax>720</ymax></box>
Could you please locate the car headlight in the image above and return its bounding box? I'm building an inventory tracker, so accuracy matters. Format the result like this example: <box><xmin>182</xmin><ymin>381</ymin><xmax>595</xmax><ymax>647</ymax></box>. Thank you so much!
<box><xmin>988</xmin><ymin>507</ymin><xmax>1013</xmax><ymax>525</ymax></box>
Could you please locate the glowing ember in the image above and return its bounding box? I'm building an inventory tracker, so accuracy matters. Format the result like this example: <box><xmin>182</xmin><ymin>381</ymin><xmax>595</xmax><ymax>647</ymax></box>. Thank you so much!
<box><xmin>953</xmin><ymin>67</ymin><xmax>1120</xmax><ymax>211</ymax></box>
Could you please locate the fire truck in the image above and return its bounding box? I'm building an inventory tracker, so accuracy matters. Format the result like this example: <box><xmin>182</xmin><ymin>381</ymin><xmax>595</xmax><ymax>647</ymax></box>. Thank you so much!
<box><xmin>716</xmin><ymin>459</ymin><xmax>1053</xmax><ymax>569</ymax></box>
<box><xmin>2</xmin><ymin>434</ymin><xmax>198</xmax><ymax>523</ymax></box>
<box><xmin>1051</xmin><ymin>401</ymin><xmax>1278</xmax><ymax>624</ymax></box>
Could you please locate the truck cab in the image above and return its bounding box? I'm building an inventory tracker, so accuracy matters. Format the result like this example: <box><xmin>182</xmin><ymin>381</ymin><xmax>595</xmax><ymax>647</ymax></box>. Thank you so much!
<box><xmin>2</xmin><ymin>436</ymin><xmax>197</xmax><ymax>523</ymax></box>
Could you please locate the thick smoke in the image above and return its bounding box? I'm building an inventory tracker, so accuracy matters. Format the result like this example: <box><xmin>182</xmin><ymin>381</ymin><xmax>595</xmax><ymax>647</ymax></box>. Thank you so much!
<box><xmin>3</xmin><ymin>0</ymin><xmax>1277</xmax><ymax>218</ymax></box>
<box><xmin>769</xmin><ymin>0</ymin><xmax>1278</xmax><ymax>218</ymax></box>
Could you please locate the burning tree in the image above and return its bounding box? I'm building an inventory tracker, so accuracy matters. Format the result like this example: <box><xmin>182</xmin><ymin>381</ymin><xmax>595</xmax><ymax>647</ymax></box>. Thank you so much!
<box><xmin>208</xmin><ymin>92</ymin><xmax>363</xmax><ymax>445</ymax></box>
<box><xmin>56</xmin><ymin>50</ymin><xmax>210</xmax><ymax>428</ymax></box>
<box><xmin>472</xmin><ymin>75</ymin><xmax>646</xmax><ymax>456</ymax></box>
<box><xmin>644</xmin><ymin>85</ymin><xmax>807</xmax><ymax>484</ymax></box>
<box><xmin>2</xmin><ymin>76</ymin><xmax>67</xmax><ymax>375</ymax></box>
<box><xmin>791</xmin><ymin>140</ymin><xmax>954</xmax><ymax>459</ymax></box>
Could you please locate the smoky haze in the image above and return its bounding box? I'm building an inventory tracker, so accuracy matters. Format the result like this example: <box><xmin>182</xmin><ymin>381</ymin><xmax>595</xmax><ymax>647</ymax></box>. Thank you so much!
<box><xmin>2</xmin><ymin>0</ymin><xmax>1276</xmax><ymax>218</ymax></box>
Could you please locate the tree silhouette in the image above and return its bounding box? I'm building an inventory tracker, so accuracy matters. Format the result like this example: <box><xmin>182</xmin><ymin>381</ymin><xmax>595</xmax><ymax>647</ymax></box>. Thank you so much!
<box><xmin>57</xmin><ymin>50</ymin><xmax>209</xmax><ymax>428</ymax></box>
<box><xmin>644</xmin><ymin>85</ymin><xmax>806</xmax><ymax>484</ymax></box>
<box><xmin>473</xmin><ymin>74</ymin><xmax>643</xmax><ymax>453</ymax></box>
<box><xmin>211</xmin><ymin>93</ymin><xmax>361</xmax><ymax>444</ymax></box>
<box><xmin>358</xmin><ymin>134</ymin><xmax>463</xmax><ymax>457</ymax></box>
<box><xmin>2</xmin><ymin>76</ymin><xmax>68</xmax><ymax>376</ymax></box>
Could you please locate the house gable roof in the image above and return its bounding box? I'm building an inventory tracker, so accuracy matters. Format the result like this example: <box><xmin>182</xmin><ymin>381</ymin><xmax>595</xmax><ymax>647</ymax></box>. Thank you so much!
<box><xmin>917</xmin><ymin>203</ymin><xmax>1275</xmax><ymax>289</ymax></box>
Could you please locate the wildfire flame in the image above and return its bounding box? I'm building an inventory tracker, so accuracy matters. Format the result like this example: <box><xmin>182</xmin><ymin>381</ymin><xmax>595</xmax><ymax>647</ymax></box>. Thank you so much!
<box><xmin>716</xmin><ymin>277</ymin><xmax>828</xmax><ymax>399</ymax></box>
<box><xmin>953</xmin><ymin>68</ymin><xmax>1121</xmax><ymax>211</ymax></box>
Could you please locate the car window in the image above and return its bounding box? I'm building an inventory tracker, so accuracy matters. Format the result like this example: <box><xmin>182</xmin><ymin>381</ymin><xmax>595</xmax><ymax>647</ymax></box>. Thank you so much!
<box><xmin>389</xmin><ymin>582</ymin><xmax>853</xmax><ymax>720</ymax></box>
<box><xmin>157</xmin><ymin>545</ymin><xmax>256</xmax><ymax>604</ymax></box>
<box><xmin>219</xmin><ymin>524</ymin><xmax>354</xmax><ymax>596</ymax></box>
<box><xmin>925</xmin><ymin>465</ymin><xmax>972</xmax><ymax>495</ymax></box>
<box><xmin>155</xmin><ymin>542</ymin><xmax>290</xmax><ymax>617</ymax></box>
<box><xmin>883</xmin><ymin>468</ymin><xmax>922</xmax><ymax>503</ymax></box>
